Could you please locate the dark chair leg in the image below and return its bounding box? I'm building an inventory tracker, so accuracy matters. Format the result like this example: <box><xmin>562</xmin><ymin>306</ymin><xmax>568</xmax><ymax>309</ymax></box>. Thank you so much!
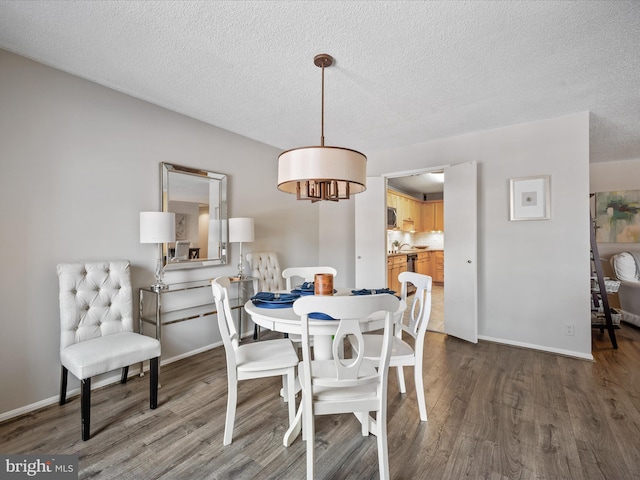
<box><xmin>59</xmin><ymin>366</ymin><xmax>68</xmax><ymax>405</ymax></box>
<box><xmin>81</xmin><ymin>378</ymin><xmax>91</xmax><ymax>441</ymax></box>
<box><xmin>121</xmin><ymin>366</ymin><xmax>129</xmax><ymax>383</ymax></box>
<box><xmin>150</xmin><ymin>357</ymin><xmax>159</xmax><ymax>409</ymax></box>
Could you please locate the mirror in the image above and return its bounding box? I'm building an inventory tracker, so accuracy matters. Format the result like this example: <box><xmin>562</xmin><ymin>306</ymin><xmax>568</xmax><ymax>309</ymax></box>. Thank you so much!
<box><xmin>161</xmin><ymin>162</ymin><xmax>228</xmax><ymax>268</ymax></box>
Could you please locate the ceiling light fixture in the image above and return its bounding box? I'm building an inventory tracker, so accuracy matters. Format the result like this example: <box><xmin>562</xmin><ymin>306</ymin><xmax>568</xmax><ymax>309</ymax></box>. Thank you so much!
<box><xmin>278</xmin><ymin>54</ymin><xmax>367</xmax><ymax>202</ymax></box>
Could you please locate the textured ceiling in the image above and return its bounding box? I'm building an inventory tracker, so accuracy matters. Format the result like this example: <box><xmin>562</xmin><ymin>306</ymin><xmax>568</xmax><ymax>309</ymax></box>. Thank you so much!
<box><xmin>1</xmin><ymin>1</ymin><xmax>639</xmax><ymax>169</ymax></box>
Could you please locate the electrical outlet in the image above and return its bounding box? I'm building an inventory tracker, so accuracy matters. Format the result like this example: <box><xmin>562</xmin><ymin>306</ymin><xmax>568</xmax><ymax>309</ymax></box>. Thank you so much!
<box><xmin>564</xmin><ymin>323</ymin><xmax>575</xmax><ymax>336</ymax></box>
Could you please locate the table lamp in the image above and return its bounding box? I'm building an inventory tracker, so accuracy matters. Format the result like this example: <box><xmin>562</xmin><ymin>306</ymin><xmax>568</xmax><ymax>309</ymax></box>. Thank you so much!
<box><xmin>140</xmin><ymin>211</ymin><xmax>176</xmax><ymax>290</ymax></box>
<box><xmin>229</xmin><ymin>217</ymin><xmax>254</xmax><ymax>278</ymax></box>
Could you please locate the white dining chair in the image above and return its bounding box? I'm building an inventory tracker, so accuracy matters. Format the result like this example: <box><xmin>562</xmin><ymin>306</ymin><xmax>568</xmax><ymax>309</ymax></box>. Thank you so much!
<box><xmin>282</xmin><ymin>266</ymin><xmax>337</xmax><ymax>348</ymax></box>
<box><xmin>172</xmin><ymin>240</ymin><xmax>190</xmax><ymax>261</ymax></box>
<box><xmin>350</xmin><ymin>271</ymin><xmax>432</xmax><ymax>421</ymax></box>
<box><xmin>57</xmin><ymin>260</ymin><xmax>160</xmax><ymax>440</ymax></box>
<box><xmin>282</xmin><ymin>266</ymin><xmax>337</xmax><ymax>290</ymax></box>
<box><xmin>211</xmin><ymin>276</ymin><xmax>298</xmax><ymax>445</ymax></box>
<box><xmin>294</xmin><ymin>293</ymin><xmax>402</xmax><ymax>480</ymax></box>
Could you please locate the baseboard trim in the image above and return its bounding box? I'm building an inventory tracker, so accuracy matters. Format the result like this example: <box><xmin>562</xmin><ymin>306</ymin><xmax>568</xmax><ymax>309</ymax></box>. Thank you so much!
<box><xmin>478</xmin><ymin>334</ymin><xmax>594</xmax><ymax>361</ymax></box>
<box><xmin>0</xmin><ymin>340</ymin><xmax>224</xmax><ymax>423</ymax></box>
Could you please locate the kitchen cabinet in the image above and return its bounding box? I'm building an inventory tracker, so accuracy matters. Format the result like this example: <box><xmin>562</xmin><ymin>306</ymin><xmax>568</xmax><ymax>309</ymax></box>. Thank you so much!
<box><xmin>388</xmin><ymin>190</ymin><xmax>423</xmax><ymax>232</ymax></box>
<box><xmin>434</xmin><ymin>250</ymin><xmax>444</xmax><ymax>283</ymax></box>
<box><xmin>422</xmin><ymin>200</ymin><xmax>444</xmax><ymax>232</ymax></box>
<box><xmin>387</xmin><ymin>254</ymin><xmax>407</xmax><ymax>293</ymax></box>
<box><xmin>387</xmin><ymin>191</ymin><xmax>400</xmax><ymax>211</ymax></box>
<box><xmin>416</xmin><ymin>252</ymin><xmax>432</xmax><ymax>277</ymax></box>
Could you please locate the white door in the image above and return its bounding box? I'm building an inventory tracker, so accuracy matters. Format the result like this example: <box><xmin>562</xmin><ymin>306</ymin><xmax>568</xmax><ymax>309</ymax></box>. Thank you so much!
<box><xmin>443</xmin><ymin>161</ymin><xmax>478</xmax><ymax>343</ymax></box>
<box><xmin>355</xmin><ymin>176</ymin><xmax>387</xmax><ymax>289</ymax></box>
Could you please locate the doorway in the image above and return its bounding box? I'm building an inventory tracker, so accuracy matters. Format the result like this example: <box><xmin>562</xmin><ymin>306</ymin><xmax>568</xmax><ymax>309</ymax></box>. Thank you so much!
<box><xmin>356</xmin><ymin>162</ymin><xmax>477</xmax><ymax>344</ymax></box>
<box><xmin>386</xmin><ymin>168</ymin><xmax>445</xmax><ymax>333</ymax></box>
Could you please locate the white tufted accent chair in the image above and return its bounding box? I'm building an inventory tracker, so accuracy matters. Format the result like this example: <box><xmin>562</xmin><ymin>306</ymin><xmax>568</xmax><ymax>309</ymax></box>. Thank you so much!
<box><xmin>57</xmin><ymin>260</ymin><xmax>161</xmax><ymax>440</ymax></box>
<box><xmin>247</xmin><ymin>252</ymin><xmax>284</xmax><ymax>292</ymax></box>
<box><xmin>246</xmin><ymin>252</ymin><xmax>284</xmax><ymax>340</ymax></box>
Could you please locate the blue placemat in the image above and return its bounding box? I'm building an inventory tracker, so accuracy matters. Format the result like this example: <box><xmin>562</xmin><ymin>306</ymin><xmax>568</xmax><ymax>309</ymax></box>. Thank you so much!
<box><xmin>308</xmin><ymin>312</ymin><xmax>335</xmax><ymax>320</ymax></box>
<box><xmin>290</xmin><ymin>282</ymin><xmax>314</xmax><ymax>296</ymax></box>
<box><xmin>351</xmin><ymin>288</ymin><xmax>396</xmax><ymax>296</ymax></box>
<box><xmin>251</xmin><ymin>292</ymin><xmax>299</xmax><ymax>308</ymax></box>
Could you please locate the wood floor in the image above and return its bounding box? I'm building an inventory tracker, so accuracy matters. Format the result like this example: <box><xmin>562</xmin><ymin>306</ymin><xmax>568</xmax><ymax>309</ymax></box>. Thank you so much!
<box><xmin>2</xmin><ymin>325</ymin><xmax>640</xmax><ymax>479</ymax></box>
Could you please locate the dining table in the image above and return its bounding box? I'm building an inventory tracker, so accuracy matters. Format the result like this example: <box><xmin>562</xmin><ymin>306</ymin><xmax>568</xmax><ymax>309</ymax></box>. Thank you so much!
<box><xmin>243</xmin><ymin>287</ymin><xmax>401</xmax><ymax>446</ymax></box>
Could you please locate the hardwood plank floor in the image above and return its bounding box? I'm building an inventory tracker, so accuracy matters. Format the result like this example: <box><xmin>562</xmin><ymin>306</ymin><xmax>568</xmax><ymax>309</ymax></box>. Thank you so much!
<box><xmin>2</xmin><ymin>325</ymin><xmax>640</xmax><ymax>479</ymax></box>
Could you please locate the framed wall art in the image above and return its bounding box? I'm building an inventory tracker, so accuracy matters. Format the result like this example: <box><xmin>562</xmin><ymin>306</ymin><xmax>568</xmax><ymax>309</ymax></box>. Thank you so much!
<box><xmin>509</xmin><ymin>175</ymin><xmax>550</xmax><ymax>221</ymax></box>
<box><xmin>594</xmin><ymin>190</ymin><xmax>640</xmax><ymax>243</ymax></box>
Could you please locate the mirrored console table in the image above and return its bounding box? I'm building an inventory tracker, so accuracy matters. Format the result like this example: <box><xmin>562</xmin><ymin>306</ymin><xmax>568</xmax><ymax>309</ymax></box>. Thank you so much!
<box><xmin>139</xmin><ymin>277</ymin><xmax>258</xmax><ymax>346</ymax></box>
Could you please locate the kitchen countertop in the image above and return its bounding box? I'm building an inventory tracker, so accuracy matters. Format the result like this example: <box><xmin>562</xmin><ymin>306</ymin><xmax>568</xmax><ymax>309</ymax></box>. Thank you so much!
<box><xmin>387</xmin><ymin>249</ymin><xmax>442</xmax><ymax>257</ymax></box>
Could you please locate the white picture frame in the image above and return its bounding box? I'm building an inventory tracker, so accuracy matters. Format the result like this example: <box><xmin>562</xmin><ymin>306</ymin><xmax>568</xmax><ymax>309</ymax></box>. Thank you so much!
<box><xmin>509</xmin><ymin>175</ymin><xmax>550</xmax><ymax>221</ymax></box>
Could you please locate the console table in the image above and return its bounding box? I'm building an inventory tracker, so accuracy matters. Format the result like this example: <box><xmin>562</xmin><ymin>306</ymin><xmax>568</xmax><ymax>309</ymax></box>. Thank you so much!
<box><xmin>139</xmin><ymin>277</ymin><xmax>258</xmax><ymax>344</ymax></box>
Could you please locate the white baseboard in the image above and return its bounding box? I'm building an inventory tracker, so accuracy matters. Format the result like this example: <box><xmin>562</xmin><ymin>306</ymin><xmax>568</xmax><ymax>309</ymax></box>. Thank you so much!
<box><xmin>0</xmin><ymin>341</ymin><xmax>224</xmax><ymax>424</ymax></box>
<box><xmin>478</xmin><ymin>335</ymin><xmax>594</xmax><ymax>361</ymax></box>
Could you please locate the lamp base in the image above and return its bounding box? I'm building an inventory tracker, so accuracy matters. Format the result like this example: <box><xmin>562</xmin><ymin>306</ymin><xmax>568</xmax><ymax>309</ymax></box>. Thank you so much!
<box><xmin>150</xmin><ymin>283</ymin><xmax>170</xmax><ymax>292</ymax></box>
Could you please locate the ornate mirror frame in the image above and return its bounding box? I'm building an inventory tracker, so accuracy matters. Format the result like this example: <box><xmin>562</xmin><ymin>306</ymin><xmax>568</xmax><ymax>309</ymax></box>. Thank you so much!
<box><xmin>161</xmin><ymin>162</ymin><xmax>228</xmax><ymax>269</ymax></box>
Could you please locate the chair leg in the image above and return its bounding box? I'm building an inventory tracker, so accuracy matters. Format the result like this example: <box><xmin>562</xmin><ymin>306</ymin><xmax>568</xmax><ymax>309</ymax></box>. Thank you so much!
<box><xmin>396</xmin><ymin>365</ymin><xmax>407</xmax><ymax>393</ymax></box>
<box><xmin>415</xmin><ymin>361</ymin><xmax>427</xmax><ymax>422</ymax></box>
<box><xmin>223</xmin><ymin>377</ymin><xmax>238</xmax><ymax>446</ymax></box>
<box><xmin>377</xmin><ymin>406</ymin><xmax>390</xmax><ymax>480</ymax></box>
<box><xmin>59</xmin><ymin>366</ymin><xmax>68</xmax><ymax>405</ymax></box>
<box><xmin>81</xmin><ymin>378</ymin><xmax>91</xmax><ymax>441</ymax></box>
<box><xmin>304</xmin><ymin>390</ymin><xmax>315</xmax><ymax>479</ymax></box>
<box><xmin>150</xmin><ymin>357</ymin><xmax>159</xmax><ymax>409</ymax></box>
<box><xmin>286</xmin><ymin>369</ymin><xmax>296</xmax><ymax>427</ymax></box>
<box><xmin>121</xmin><ymin>366</ymin><xmax>129</xmax><ymax>384</ymax></box>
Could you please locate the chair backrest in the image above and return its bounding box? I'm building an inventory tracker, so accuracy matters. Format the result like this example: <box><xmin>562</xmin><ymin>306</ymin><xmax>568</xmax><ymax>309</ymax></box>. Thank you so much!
<box><xmin>294</xmin><ymin>294</ymin><xmax>401</xmax><ymax>387</ymax></box>
<box><xmin>57</xmin><ymin>260</ymin><xmax>133</xmax><ymax>350</ymax></box>
<box><xmin>282</xmin><ymin>266</ymin><xmax>338</xmax><ymax>290</ymax></box>
<box><xmin>247</xmin><ymin>252</ymin><xmax>283</xmax><ymax>291</ymax></box>
<box><xmin>398</xmin><ymin>271</ymin><xmax>432</xmax><ymax>341</ymax></box>
<box><xmin>211</xmin><ymin>276</ymin><xmax>239</xmax><ymax>367</ymax></box>
<box><xmin>211</xmin><ymin>276</ymin><xmax>239</xmax><ymax>348</ymax></box>
<box><xmin>611</xmin><ymin>252</ymin><xmax>640</xmax><ymax>282</ymax></box>
<box><xmin>173</xmin><ymin>240</ymin><xmax>190</xmax><ymax>261</ymax></box>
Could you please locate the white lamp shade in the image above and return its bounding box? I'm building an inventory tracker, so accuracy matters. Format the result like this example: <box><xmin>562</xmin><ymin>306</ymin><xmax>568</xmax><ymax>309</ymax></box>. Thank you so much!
<box><xmin>228</xmin><ymin>217</ymin><xmax>255</xmax><ymax>243</ymax></box>
<box><xmin>140</xmin><ymin>212</ymin><xmax>176</xmax><ymax>243</ymax></box>
<box><xmin>277</xmin><ymin>146</ymin><xmax>367</xmax><ymax>195</ymax></box>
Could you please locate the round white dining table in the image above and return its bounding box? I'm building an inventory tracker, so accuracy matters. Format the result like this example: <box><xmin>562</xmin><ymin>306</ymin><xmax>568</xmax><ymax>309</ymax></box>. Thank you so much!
<box><xmin>244</xmin><ymin>288</ymin><xmax>388</xmax><ymax>361</ymax></box>
<box><xmin>243</xmin><ymin>288</ymin><xmax>398</xmax><ymax>446</ymax></box>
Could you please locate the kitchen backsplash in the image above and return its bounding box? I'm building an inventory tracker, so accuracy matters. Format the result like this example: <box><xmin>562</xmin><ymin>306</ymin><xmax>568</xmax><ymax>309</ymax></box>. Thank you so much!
<box><xmin>387</xmin><ymin>230</ymin><xmax>444</xmax><ymax>251</ymax></box>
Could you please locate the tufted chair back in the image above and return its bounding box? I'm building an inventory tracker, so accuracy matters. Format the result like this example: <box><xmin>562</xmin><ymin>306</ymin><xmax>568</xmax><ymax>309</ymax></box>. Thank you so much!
<box><xmin>246</xmin><ymin>252</ymin><xmax>283</xmax><ymax>291</ymax></box>
<box><xmin>56</xmin><ymin>259</ymin><xmax>160</xmax><ymax>441</ymax></box>
<box><xmin>58</xmin><ymin>260</ymin><xmax>133</xmax><ymax>350</ymax></box>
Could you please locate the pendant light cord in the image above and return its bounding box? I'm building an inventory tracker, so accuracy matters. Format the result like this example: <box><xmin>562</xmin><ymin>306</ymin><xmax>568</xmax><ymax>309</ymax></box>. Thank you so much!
<box><xmin>320</xmin><ymin>61</ymin><xmax>325</xmax><ymax>147</ymax></box>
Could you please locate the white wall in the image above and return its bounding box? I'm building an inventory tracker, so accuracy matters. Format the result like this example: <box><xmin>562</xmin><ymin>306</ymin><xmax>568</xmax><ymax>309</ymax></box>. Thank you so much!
<box><xmin>0</xmin><ymin>47</ymin><xmax>600</xmax><ymax>419</ymax></box>
<box><xmin>321</xmin><ymin>112</ymin><xmax>592</xmax><ymax>359</ymax></box>
<box><xmin>590</xmin><ymin>159</ymin><xmax>640</xmax><ymax>260</ymax></box>
<box><xmin>0</xmin><ymin>49</ymin><xmax>320</xmax><ymax>418</ymax></box>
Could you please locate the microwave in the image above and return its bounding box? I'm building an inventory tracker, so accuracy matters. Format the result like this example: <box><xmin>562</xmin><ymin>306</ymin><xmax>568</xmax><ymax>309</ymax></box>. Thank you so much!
<box><xmin>387</xmin><ymin>206</ymin><xmax>398</xmax><ymax>229</ymax></box>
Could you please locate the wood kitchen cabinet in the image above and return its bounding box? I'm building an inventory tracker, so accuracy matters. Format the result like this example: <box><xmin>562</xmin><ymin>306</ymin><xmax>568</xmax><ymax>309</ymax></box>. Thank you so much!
<box><xmin>416</xmin><ymin>252</ymin><xmax>432</xmax><ymax>277</ymax></box>
<box><xmin>388</xmin><ymin>190</ymin><xmax>423</xmax><ymax>232</ymax></box>
<box><xmin>387</xmin><ymin>254</ymin><xmax>407</xmax><ymax>292</ymax></box>
<box><xmin>434</xmin><ymin>250</ymin><xmax>444</xmax><ymax>283</ymax></box>
<box><xmin>422</xmin><ymin>200</ymin><xmax>444</xmax><ymax>232</ymax></box>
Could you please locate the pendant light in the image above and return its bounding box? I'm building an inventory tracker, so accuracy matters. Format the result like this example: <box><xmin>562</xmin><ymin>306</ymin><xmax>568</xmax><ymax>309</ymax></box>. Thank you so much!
<box><xmin>278</xmin><ymin>54</ymin><xmax>367</xmax><ymax>202</ymax></box>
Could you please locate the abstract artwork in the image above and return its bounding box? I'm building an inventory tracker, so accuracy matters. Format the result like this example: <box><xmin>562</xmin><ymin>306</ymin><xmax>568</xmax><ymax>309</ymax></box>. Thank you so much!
<box><xmin>175</xmin><ymin>213</ymin><xmax>187</xmax><ymax>241</ymax></box>
<box><xmin>595</xmin><ymin>190</ymin><xmax>640</xmax><ymax>243</ymax></box>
